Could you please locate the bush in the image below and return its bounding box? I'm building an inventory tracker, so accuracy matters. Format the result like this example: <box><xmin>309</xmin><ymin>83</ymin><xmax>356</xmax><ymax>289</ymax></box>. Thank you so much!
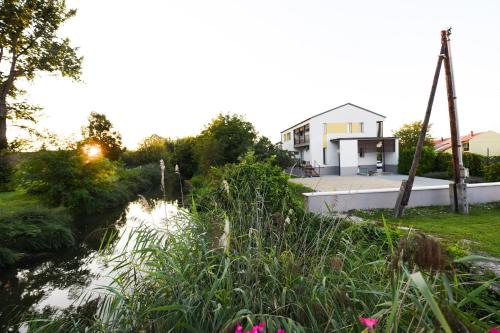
<box><xmin>398</xmin><ymin>147</ymin><xmax>436</xmax><ymax>175</ymax></box>
<box><xmin>0</xmin><ymin>247</ymin><xmax>16</xmax><ymax>268</ymax></box>
<box><xmin>433</xmin><ymin>152</ymin><xmax>452</xmax><ymax>172</ymax></box>
<box><xmin>122</xmin><ymin>135</ymin><xmax>169</xmax><ymax>167</ymax></box>
<box><xmin>0</xmin><ymin>206</ymin><xmax>74</xmax><ymax>267</ymax></box>
<box><xmin>463</xmin><ymin>152</ymin><xmax>485</xmax><ymax>177</ymax></box>
<box><xmin>15</xmin><ymin>150</ymin><xmax>159</xmax><ymax>214</ymax></box>
<box><xmin>484</xmin><ymin>162</ymin><xmax>500</xmax><ymax>182</ymax></box>
<box><xmin>193</xmin><ymin>157</ymin><xmax>295</xmax><ymax>215</ymax></box>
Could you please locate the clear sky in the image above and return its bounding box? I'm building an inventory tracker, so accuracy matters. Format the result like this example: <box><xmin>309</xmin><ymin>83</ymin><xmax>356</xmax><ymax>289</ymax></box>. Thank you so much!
<box><xmin>18</xmin><ymin>0</ymin><xmax>500</xmax><ymax>148</ymax></box>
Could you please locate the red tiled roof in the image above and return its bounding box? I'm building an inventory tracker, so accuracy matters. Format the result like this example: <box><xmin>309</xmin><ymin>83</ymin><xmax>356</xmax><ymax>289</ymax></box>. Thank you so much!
<box><xmin>432</xmin><ymin>132</ymin><xmax>484</xmax><ymax>152</ymax></box>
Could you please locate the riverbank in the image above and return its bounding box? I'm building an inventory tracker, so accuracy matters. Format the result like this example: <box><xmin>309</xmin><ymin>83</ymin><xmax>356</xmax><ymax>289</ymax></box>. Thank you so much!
<box><xmin>0</xmin><ymin>163</ymin><xmax>162</xmax><ymax>268</ymax></box>
<box><xmin>0</xmin><ymin>192</ymin><xmax>74</xmax><ymax>268</ymax></box>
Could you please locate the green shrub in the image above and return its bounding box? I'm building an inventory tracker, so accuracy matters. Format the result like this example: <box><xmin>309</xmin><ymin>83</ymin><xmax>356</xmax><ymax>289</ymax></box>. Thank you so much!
<box><xmin>433</xmin><ymin>152</ymin><xmax>452</xmax><ymax>172</ymax></box>
<box><xmin>15</xmin><ymin>150</ymin><xmax>159</xmax><ymax>214</ymax></box>
<box><xmin>398</xmin><ymin>147</ymin><xmax>436</xmax><ymax>175</ymax></box>
<box><xmin>0</xmin><ymin>247</ymin><xmax>16</xmax><ymax>268</ymax></box>
<box><xmin>122</xmin><ymin>135</ymin><xmax>169</xmax><ymax>167</ymax></box>
<box><xmin>484</xmin><ymin>162</ymin><xmax>500</xmax><ymax>182</ymax></box>
<box><xmin>0</xmin><ymin>206</ymin><xmax>74</xmax><ymax>264</ymax></box>
<box><xmin>193</xmin><ymin>158</ymin><xmax>295</xmax><ymax>215</ymax></box>
<box><xmin>463</xmin><ymin>152</ymin><xmax>485</xmax><ymax>177</ymax></box>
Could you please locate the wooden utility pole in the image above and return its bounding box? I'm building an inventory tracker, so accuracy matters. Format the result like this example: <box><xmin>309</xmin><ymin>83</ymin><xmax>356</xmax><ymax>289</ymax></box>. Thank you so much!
<box><xmin>394</xmin><ymin>29</ymin><xmax>468</xmax><ymax>217</ymax></box>
<box><xmin>441</xmin><ymin>29</ymin><xmax>469</xmax><ymax>214</ymax></box>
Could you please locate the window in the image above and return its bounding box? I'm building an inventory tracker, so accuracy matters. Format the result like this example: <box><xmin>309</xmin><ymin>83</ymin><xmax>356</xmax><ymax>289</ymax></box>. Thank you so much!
<box><xmin>359</xmin><ymin>147</ymin><xmax>365</xmax><ymax>158</ymax></box>
<box><xmin>376</xmin><ymin>121</ymin><xmax>383</xmax><ymax>137</ymax></box>
<box><xmin>323</xmin><ymin>147</ymin><xmax>327</xmax><ymax>164</ymax></box>
<box><xmin>360</xmin><ymin>122</ymin><xmax>364</xmax><ymax>133</ymax></box>
<box><xmin>348</xmin><ymin>122</ymin><xmax>353</xmax><ymax>133</ymax></box>
<box><xmin>294</xmin><ymin>124</ymin><xmax>310</xmax><ymax>145</ymax></box>
<box><xmin>463</xmin><ymin>142</ymin><xmax>469</xmax><ymax>151</ymax></box>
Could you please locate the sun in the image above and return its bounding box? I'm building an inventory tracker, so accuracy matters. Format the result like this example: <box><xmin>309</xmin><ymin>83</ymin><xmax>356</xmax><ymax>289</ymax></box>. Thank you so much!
<box><xmin>83</xmin><ymin>144</ymin><xmax>102</xmax><ymax>159</ymax></box>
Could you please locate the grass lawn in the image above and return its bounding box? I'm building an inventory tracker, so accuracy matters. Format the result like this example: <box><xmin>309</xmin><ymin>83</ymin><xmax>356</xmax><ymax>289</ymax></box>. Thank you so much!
<box><xmin>353</xmin><ymin>202</ymin><xmax>500</xmax><ymax>257</ymax></box>
<box><xmin>0</xmin><ymin>190</ymin><xmax>43</xmax><ymax>214</ymax></box>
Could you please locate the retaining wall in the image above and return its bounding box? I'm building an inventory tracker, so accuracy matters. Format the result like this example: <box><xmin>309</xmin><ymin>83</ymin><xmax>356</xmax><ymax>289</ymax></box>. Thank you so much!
<box><xmin>304</xmin><ymin>182</ymin><xmax>500</xmax><ymax>214</ymax></box>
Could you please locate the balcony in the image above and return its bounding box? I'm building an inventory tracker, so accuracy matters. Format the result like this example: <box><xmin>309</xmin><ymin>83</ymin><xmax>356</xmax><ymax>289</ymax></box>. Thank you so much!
<box><xmin>294</xmin><ymin>124</ymin><xmax>310</xmax><ymax>147</ymax></box>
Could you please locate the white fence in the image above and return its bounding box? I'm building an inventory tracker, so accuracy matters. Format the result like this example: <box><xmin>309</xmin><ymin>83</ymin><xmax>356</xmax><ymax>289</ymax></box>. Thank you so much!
<box><xmin>304</xmin><ymin>182</ymin><xmax>500</xmax><ymax>214</ymax></box>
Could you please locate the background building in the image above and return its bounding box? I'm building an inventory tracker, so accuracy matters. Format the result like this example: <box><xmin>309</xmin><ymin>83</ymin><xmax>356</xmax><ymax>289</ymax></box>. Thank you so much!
<box><xmin>280</xmin><ymin>103</ymin><xmax>399</xmax><ymax>176</ymax></box>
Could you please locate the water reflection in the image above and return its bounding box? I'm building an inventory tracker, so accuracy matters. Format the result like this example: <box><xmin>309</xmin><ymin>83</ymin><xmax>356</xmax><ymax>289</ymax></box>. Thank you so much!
<box><xmin>0</xmin><ymin>197</ymin><xmax>183</xmax><ymax>332</ymax></box>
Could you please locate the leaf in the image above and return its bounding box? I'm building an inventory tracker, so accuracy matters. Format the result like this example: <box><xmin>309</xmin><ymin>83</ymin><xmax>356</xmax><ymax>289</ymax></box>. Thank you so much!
<box><xmin>454</xmin><ymin>255</ymin><xmax>500</xmax><ymax>264</ymax></box>
<box><xmin>410</xmin><ymin>272</ymin><xmax>452</xmax><ymax>333</ymax></box>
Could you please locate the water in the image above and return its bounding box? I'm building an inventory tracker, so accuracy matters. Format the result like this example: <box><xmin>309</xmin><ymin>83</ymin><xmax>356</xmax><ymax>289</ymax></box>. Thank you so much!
<box><xmin>0</xmin><ymin>196</ymin><xmax>184</xmax><ymax>332</ymax></box>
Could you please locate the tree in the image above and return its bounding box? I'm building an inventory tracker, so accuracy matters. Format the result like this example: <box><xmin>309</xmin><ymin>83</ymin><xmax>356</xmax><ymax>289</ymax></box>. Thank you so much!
<box><xmin>194</xmin><ymin>114</ymin><xmax>256</xmax><ymax>172</ymax></box>
<box><xmin>173</xmin><ymin>137</ymin><xmax>197</xmax><ymax>179</ymax></box>
<box><xmin>392</xmin><ymin>121</ymin><xmax>433</xmax><ymax>151</ymax></box>
<box><xmin>0</xmin><ymin>0</ymin><xmax>82</xmax><ymax>151</ymax></box>
<box><xmin>80</xmin><ymin>112</ymin><xmax>123</xmax><ymax>160</ymax></box>
<box><xmin>253</xmin><ymin>136</ymin><xmax>293</xmax><ymax>169</ymax></box>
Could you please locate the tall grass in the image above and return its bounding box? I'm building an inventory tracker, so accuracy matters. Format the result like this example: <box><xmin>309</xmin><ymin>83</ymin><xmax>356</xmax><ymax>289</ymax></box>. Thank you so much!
<box><xmin>26</xmin><ymin>161</ymin><xmax>499</xmax><ymax>332</ymax></box>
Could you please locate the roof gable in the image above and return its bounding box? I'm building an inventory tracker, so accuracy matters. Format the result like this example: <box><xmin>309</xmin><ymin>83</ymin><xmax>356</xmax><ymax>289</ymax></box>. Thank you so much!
<box><xmin>281</xmin><ymin>103</ymin><xmax>386</xmax><ymax>133</ymax></box>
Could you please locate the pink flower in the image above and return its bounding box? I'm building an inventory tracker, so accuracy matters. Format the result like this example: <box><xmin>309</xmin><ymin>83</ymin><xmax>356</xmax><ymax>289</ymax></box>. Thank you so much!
<box><xmin>358</xmin><ymin>317</ymin><xmax>378</xmax><ymax>331</ymax></box>
<box><xmin>490</xmin><ymin>327</ymin><xmax>500</xmax><ymax>333</ymax></box>
<box><xmin>277</xmin><ymin>329</ymin><xmax>285</xmax><ymax>333</ymax></box>
<box><xmin>235</xmin><ymin>323</ymin><xmax>243</xmax><ymax>333</ymax></box>
<box><xmin>257</xmin><ymin>322</ymin><xmax>266</xmax><ymax>332</ymax></box>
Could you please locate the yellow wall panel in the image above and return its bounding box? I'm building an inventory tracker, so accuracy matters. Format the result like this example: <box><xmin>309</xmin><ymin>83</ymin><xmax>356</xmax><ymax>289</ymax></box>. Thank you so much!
<box><xmin>351</xmin><ymin>122</ymin><xmax>361</xmax><ymax>133</ymax></box>
<box><xmin>327</xmin><ymin>123</ymin><xmax>347</xmax><ymax>134</ymax></box>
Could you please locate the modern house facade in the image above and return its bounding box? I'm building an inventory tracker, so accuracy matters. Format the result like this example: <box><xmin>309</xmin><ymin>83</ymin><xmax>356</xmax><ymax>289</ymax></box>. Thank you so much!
<box><xmin>433</xmin><ymin>131</ymin><xmax>500</xmax><ymax>156</ymax></box>
<box><xmin>280</xmin><ymin>103</ymin><xmax>399</xmax><ymax>176</ymax></box>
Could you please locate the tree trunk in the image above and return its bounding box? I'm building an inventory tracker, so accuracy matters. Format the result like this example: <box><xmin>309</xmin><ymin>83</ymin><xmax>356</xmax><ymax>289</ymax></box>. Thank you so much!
<box><xmin>0</xmin><ymin>99</ymin><xmax>7</xmax><ymax>150</ymax></box>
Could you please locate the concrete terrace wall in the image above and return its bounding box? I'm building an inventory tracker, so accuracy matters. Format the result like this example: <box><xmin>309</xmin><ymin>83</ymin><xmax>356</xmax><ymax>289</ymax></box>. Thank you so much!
<box><xmin>304</xmin><ymin>182</ymin><xmax>500</xmax><ymax>214</ymax></box>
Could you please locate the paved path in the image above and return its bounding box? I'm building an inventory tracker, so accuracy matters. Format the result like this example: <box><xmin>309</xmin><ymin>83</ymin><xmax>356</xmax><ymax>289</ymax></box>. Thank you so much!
<box><xmin>290</xmin><ymin>174</ymin><xmax>451</xmax><ymax>192</ymax></box>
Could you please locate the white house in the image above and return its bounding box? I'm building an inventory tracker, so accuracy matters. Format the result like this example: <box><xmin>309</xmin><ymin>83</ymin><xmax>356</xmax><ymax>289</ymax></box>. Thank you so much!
<box><xmin>280</xmin><ymin>103</ymin><xmax>399</xmax><ymax>176</ymax></box>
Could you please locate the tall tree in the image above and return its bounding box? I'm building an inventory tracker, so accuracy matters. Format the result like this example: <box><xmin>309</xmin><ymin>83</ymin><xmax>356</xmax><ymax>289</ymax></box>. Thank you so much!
<box><xmin>0</xmin><ymin>0</ymin><xmax>82</xmax><ymax>150</ymax></box>
<box><xmin>80</xmin><ymin>112</ymin><xmax>123</xmax><ymax>160</ymax></box>
<box><xmin>195</xmin><ymin>113</ymin><xmax>256</xmax><ymax>172</ymax></box>
<box><xmin>393</xmin><ymin>121</ymin><xmax>433</xmax><ymax>151</ymax></box>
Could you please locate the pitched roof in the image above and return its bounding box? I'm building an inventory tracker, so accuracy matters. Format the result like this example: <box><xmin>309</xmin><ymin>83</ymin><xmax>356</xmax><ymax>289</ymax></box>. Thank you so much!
<box><xmin>281</xmin><ymin>103</ymin><xmax>386</xmax><ymax>133</ymax></box>
<box><xmin>433</xmin><ymin>131</ymin><xmax>484</xmax><ymax>152</ymax></box>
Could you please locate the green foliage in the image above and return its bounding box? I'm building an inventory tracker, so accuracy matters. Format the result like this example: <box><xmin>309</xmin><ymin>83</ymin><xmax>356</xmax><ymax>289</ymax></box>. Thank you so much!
<box><xmin>0</xmin><ymin>247</ymin><xmax>16</xmax><ymax>268</ymax></box>
<box><xmin>355</xmin><ymin>202</ymin><xmax>500</xmax><ymax>257</ymax></box>
<box><xmin>392</xmin><ymin>121</ymin><xmax>433</xmax><ymax>151</ymax></box>
<box><xmin>172</xmin><ymin>136</ymin><xmax>197</xmax><ymax>179</ymax></box>
<box><xmin>15</xmin><ymin>150</ymin><xmax>158</xmax><ymax>214</ymax></box>
<box><xmin>79</xmin><ymin>112</ymin><xmax>123</xmax><ymax>160</ymax></box>
<box><xmin>0</xmin><ymin>150</ymin><xmax>14</xmax><ymax>191</ymax></box>
<box><xmin>398</xmin><ymin>146</ymin><xmax>436</xmax><ymax>175</ymax></box>
<box><xmin>253</xmin><ymin>136</ymin><xmax>294</xmax><ymax>169</ymax></box>
<box><xmin>484</xmin><ymin>162</ymin><xmax>500</xmax><ymax>182</ymax></box>
<box><xmin>463</xmin><ymin>152</ymin><xmax>485</xmax><ymax>177</ymax></box>
<box><xmin>122</xmin><ymin>134</ymin><xmax>168</xmax><ymax>167</ymax></box>
<box><xmin>194</xmin><ymin>113</ymin><xmax>256</xmax><ymax>173</ymax></box>
<box><xmin>193</xmin><ymin>157</ymin><xmax>295</xmax><ymax>214</ymax></box>
<box><xmin>0</xmin><ymin>0</ymin><xmax>82</xmax><ymax>150</ymax></box>
<box><xmin>0</xmin><ymin>206</ymin><xmax>74</xmax><ymax>267</ymax></box>
<box><xmin>433</xmin><ymin>152</ymin><xmax>452</xmax><ymax>172</ymax></box>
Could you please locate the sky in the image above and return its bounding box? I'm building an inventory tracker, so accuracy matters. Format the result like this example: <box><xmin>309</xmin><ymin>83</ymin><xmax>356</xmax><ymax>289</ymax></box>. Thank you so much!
<box><xmin>16</xmin><ymin>0</ymin><xmax>500</xmax><ymax>148</ymax></box>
